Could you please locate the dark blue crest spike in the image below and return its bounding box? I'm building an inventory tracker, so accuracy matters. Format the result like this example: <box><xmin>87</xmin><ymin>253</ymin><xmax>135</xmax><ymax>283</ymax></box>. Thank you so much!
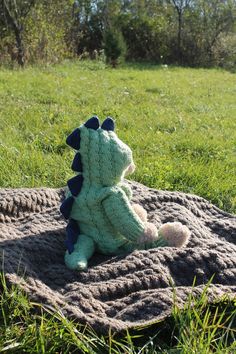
<box><xmin>60</xmin><ymin>196</ymin><xmax>74</xmax><ymax>219</ymax></box>
<box><xmin>71</xmin><ymin>152</ymin><xmax>83</xmax><ymax>172</ymax></box>
<box><xmin>84</xmin><ymin>116</ymin><xmax>100</xmax><ymax>130</ymax></box>
<box><xmin>65</xmin><ymin>219</ymin><xmax>80</xmax><ymax>254</ymax></box>
<box><xmin>67</xmin><ymin>174</ymin><xmax>84</xmax><ymax>196</ymax></box>
<box><xmin>66</xmin><ymin>128</ymin><xmax>81</xmax><ymax>150</ymax></box>
<box><xmin>101</xmin><ymin>117</ymin><xmax>115</xmax><ymax>131</ymax></box>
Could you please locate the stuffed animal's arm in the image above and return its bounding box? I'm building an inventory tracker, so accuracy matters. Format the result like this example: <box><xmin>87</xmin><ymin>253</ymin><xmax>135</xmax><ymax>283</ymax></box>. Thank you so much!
<box><xmin>118</xmin><ymin>182</ymin><xmax>133</xmax><ymax>200</ymax></box>
<box><xmin>102</xmin><ymin>188</ymin><xmax>145</xmax><ymax>242</ymax></box>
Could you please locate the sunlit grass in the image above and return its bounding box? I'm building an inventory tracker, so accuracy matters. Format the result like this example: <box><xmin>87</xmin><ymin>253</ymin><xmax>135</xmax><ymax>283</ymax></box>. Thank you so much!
<box><xmin>0</xmin><ymin>60</ymin><xmax>235</xmax><ymax>212</ymax></box>
<box><xmin>1</xmin><ymin>273</ymin><xmax>235</xmax><ymax>353</ymax></box>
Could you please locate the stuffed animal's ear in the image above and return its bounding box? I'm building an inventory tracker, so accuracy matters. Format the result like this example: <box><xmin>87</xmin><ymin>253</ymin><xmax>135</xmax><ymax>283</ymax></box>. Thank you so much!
<box><xmin>101</xmin><ymin>117</ymin><xmax>115</xmax><ymax>131</ymax></box>
<box><xmin>84</xmin><ymin>116</ymin><xmax>100</xmax><ymax>130</ymax></box>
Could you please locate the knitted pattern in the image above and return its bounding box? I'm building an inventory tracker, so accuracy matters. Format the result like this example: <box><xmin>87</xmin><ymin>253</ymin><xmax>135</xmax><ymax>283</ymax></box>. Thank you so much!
<box><xmin>0</xmin><ymin>182</ymin><xmax>235</xmax><ymax>333</ymax></box>
<box><xmin>61</xmin><ymin>117</ymin><xmax>189</xmax><ymax>270</ymax></box>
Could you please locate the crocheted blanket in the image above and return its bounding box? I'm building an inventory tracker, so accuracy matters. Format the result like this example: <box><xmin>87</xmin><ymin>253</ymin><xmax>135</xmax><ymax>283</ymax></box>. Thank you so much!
<box><xmin>0</xmin><ymin>182</ymin><xmax>236</xmax><ymax>333</ymax></box>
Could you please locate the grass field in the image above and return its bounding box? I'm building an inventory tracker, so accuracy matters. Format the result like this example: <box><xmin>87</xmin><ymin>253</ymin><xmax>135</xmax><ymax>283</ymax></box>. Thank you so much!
<box><xmin>1</xmin><ymin>272</ymin><xmax>235</xmax><ymax>353</ymax></box>
<box><xmin>0</xmin><ymin>60</ymin><xmax>236</xmax><ymax>352</ymax></box>
<box><xmin>0</xmin><ymin>60</ymin><xmax>235</xmax><ymax>212</ymax></box>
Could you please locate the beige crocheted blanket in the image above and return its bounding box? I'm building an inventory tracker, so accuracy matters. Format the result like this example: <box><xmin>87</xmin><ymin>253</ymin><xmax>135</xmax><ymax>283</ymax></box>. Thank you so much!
<box><xmin>0</xmin><ymin>181</ymin><xmax>236</xmax><ymax>333</ymax></box>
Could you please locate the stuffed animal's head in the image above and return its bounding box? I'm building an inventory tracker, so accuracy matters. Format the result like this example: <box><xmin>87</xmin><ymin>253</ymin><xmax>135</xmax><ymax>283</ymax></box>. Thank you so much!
<box><xmin>66</xmin><ymin>116</ymin><xmax>135</xmax><ymax>196</ymax></box>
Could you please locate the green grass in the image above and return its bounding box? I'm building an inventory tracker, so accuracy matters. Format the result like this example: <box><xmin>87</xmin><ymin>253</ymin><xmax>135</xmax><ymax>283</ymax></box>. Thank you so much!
<box><xmin>0</xmin><ymin>60</ymin><xmax>235</xmax><ymax>212</ymax></box>
<box><xmin>1</xmin><ymin>273</ymin><xmax>236</xmax><ymax>353</ymax></box>
<box><xmin>0</xmin><ymin>60</ymin><xmax>236</xmax><ymax>352</ymax></box>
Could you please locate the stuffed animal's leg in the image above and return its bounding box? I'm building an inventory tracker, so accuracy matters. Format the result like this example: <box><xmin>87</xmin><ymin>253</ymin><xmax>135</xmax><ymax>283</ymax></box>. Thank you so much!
<box><xmin>137</xmin><ymin>222</ymin><xmax>190</xmax><ymax>249</ymax></box>
<box><xmin>65</xmin><ymin>234</ymin><xmax>95</xmax><ymax>271</ymax></box>
<box><xmin>118</xmin><ymin>221</ymin><xmax>190</xmax><ymax>254</ymax></box>
<box><xmin>158</xmin><ymin>222</ymin><xmax>191</xmax><ymax>247</ymax></box>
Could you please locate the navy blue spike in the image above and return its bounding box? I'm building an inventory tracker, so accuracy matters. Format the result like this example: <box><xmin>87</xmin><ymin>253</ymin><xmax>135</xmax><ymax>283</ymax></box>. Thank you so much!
<box><xmin>60</xmin><ymin>196</ymin><xmax>74</xmax><ymax>219</ymax></box>
<box><xmin>65</xmin><ymin>219</ymin><xmax>79</xmax><ymax>254</ymax></box>
<box><xmin>67</xmin><ymin>174</ymin><xmax>83</xmax><ymax>196</ymax></box>
<box><xmin>66</xmin><ymin>128</ymin><xmax>81</xmax><ymax>150</ymax></box>
<box><xmin>101</xmin><ymin>117</ymin><xmax>115</xmax><ymax>131</ymax></box>
<box><xmin>71</xmin><ymin>152</ymin><xmax>83</xmax><ymax>172</ymax></box>
<box><xmin>84</xmin><ymin>116</ymin><xmax>100</xmax><ymax>130</ymax></box>
<box><xmin>65</xmin><ymin>239</ymin><xmax>74</xmax><ymax>254</ymax></box>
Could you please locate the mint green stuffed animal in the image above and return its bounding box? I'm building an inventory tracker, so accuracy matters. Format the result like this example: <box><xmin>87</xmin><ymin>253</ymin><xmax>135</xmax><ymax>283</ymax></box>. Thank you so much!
<box><xmin>60</xmin><ymin>116</ymin><xmax>190</xmax><ymax>271</ymax></box>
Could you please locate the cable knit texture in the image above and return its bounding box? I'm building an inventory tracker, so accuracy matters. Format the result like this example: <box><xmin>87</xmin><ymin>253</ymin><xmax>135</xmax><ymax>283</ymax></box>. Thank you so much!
<box><xmin>0</xmin><ymin>182</ymin><xmax>236</xmax><ymax>333</ymax></box>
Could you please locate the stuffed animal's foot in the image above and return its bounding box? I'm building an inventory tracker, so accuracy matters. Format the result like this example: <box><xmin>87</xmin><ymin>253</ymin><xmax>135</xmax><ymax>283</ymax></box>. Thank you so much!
<box><xmin>65</xmin><ymin>251</ymin><xmax>88</xmax><ymax>271</ymax></box>
<box><xmin>158</xmin><ymin>222</ymin><xmax>190</xmax><ymax>247</ymax></box>
<box><xmin>132</xmin><ymin>204</ymin><xmax>147</xmax><ymax>222</ymax></box>
<box><xmin>65</xmin><ymin>234</ymin><xmax>95</xmax><ymax>271</ymax></box>
<box><xmin>136</xmin><ymin>221</ymin><xmax>190</xmax><ymax>249</ymax></box>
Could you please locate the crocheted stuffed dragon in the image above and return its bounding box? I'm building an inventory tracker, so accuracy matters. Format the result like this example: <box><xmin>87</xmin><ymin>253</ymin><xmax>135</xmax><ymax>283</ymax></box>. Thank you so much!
<box><xmin>60</xmin><ymin>116</ymin><xmax>190</xmax><ymax>271</ymax></box>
